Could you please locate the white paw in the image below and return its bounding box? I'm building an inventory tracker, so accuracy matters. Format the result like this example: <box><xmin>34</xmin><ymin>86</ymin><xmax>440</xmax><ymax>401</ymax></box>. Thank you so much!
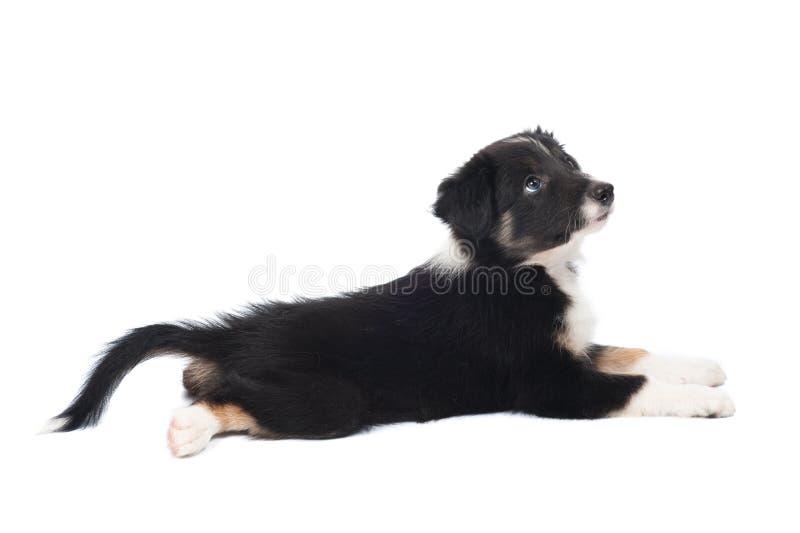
<box><xmin>679</xmin><ymin>385</ymin><xmax>735</xmax><ymax>417</ymax></box>
<box><xmin>167</xmin><ymin>405</ymin><xmax>220</xmax><ymax>457</ymax></box>
<box><xmin>631</xmin><ymin>355</ymin><xmax>727</xmax><ymax>387</ymax></box>
<box><xmin>618</xmin><ymin>381</ymin><xmax>735</xmax><ymax>418</ymax></box>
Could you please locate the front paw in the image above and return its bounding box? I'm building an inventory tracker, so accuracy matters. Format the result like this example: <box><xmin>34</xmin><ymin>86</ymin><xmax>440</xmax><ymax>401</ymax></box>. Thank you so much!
<box><xmin>618</xmin><ymin>382</ymin><xmax>735</xmax><ymax>418</ymax></box>
<box><xmin>680</xmin><ymin>385</ymin><xmax>735</xmax><ymax>418</ymax></box>
<box><xmin>632</xmin><ymin>355</ymin><xmax>727</xmax><ymax>387</ymax></box>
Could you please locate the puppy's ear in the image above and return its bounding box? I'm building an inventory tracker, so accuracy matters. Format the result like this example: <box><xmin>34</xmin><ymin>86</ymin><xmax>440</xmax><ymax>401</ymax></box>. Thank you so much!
<box><xmin>433</xmin><ymin>153</ymin><xmax>496</xmax><ymax>240</ymax></box>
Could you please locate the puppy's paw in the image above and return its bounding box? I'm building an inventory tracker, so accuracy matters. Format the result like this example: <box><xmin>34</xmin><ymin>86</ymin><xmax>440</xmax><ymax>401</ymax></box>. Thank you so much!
<box><xmin>632</xmin><ymin>355</ymin><xmax>727</xmax><ymax>387</ymax></box>
<box><xmin>684</xmin><ymin>385</ymin><xmax>735</xmax><ymax>418</ymax></box>
<box><xmin>618</xmin><ymin>382</ymin><xmax>735</xmax><ymax>418</ymax></box>
<box><xmin>167</xmin><ymin>405</ymin><xmax>220</xmax><ymax>457</ymax></box>
<box><xmin>702</xmin><ymin>389</ymin><xmax>736</xmax><ymax>418</ymax></box>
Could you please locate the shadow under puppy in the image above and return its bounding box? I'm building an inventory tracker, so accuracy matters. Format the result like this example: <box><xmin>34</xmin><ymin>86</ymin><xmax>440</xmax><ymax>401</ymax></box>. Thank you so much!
<box><xmin>46</xmin><ymin>128</ymin><xmax>734</xmax><ymax>456</ymax></box>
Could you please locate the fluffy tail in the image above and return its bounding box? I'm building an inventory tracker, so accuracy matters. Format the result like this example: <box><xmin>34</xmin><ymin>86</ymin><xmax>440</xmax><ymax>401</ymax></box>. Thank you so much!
<box><xmin>48</xmin><ymin>322</ymin><xmax>232</xmax><ymax>432</ymax></box>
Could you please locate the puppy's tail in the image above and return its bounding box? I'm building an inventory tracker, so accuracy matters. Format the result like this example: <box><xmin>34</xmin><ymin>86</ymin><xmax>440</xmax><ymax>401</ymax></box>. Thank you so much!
<box><xmin>46</xmin><ymin>322</ymin><xmax>233</xmax><ymax>432</ymax></box>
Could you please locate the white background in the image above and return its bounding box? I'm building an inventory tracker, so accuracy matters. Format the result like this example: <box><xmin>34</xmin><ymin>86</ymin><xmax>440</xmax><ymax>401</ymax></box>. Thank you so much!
<box><xmin>3</xmin><ymin>1</ymin><xmax>798</xmax><ymax>531</ymax></box>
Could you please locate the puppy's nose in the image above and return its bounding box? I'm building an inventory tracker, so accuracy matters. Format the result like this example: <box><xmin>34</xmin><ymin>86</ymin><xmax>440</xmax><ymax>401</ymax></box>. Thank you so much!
<box><xmin>589</xmin><ymin>183</ymin><xmax>614</xmax><ymax>206</ymax></box>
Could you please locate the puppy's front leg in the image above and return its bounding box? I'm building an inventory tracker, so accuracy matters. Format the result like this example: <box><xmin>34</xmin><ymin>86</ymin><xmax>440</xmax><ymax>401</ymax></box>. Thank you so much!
<box><xmin>589</xmin><ymin>345</ymin><xmax>727</xmax><ymax>387</ymax></box>
<box><xmin>515</xmin><ymin>363</ymin><xmax>734</xmax><ymax>419</ymax></box>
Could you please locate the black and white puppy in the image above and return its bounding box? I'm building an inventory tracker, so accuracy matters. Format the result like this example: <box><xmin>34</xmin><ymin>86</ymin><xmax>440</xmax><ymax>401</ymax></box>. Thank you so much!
<box><xmin>46</xmin><ymin>128</ymin><xmax>734</xmax><ymax>456</ymax></box>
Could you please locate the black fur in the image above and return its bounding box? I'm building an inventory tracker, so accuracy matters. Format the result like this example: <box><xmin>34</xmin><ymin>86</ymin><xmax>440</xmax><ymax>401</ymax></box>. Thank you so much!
<box><xmin>54</xmin><ymin>128</ymin><xmax>645</xmax><ymax>438</ymax></box>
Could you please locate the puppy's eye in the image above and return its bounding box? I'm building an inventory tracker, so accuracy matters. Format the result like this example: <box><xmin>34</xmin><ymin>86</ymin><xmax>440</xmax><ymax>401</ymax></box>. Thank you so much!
<box><xmin>525</xmin><ymin>176</ymin><xmax>543</xmax><ymax>193</ymax></box>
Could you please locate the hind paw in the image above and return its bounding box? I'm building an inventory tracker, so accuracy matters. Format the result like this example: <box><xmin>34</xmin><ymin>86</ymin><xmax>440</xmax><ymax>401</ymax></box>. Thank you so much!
<box><xmin>167</xmin><ymin>405</ymin><xmax>220</xmax><ymax>457</ymax></box>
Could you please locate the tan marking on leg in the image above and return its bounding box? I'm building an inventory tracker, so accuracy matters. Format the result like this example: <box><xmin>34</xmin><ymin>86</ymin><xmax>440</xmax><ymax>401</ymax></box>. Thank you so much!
<box><xmin>595</xmin><ymin>347</ymin><xmax>649</xmax><ymax>373</ymax></box>
<box><xmin>197</xmin><ymin>401</ymin><xmax>277</xmax><ymax>437</ymax></box>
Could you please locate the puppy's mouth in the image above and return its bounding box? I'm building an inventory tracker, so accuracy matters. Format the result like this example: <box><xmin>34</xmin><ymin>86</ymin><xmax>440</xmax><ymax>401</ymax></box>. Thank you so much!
<box><xmin>572</xmin><ymin>204</ymin><xmax>614</xmax><ymax>239</ymax></box>
<box><xmin>593</xmin><ymin>206</ymin><xmax>614</xmax><ymax>224</ymax></box>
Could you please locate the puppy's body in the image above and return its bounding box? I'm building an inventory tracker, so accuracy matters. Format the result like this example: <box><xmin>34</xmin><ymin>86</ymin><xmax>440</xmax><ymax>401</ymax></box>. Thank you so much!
<box><xmin>50</xmin><ymin>128</ymin><xmax>733</xmax><ymax>456</ymax></box>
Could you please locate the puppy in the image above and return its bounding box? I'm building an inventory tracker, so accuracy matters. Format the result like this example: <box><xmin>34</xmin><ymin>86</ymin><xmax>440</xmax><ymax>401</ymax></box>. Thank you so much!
<box><xmin>45</xmin><ymin>128</ymin><xmax>734</xmax><ymax>456</ymax></box>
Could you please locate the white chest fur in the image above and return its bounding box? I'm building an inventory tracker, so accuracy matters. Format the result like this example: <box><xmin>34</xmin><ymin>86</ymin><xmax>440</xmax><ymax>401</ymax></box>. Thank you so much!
<box><xmin>527</xmin><ymin>238</ymin><xmax>597</xmax><ymax>358</ymax></box>
<box><xmin>547</xmin><ymin>260</ymin><xmax>596</xmax><ymax>357</ymax></box>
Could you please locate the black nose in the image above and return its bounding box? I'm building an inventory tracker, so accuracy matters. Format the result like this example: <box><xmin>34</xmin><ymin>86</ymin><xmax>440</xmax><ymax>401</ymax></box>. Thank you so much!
<box><xmin>590</xmin><ymin>183</ymin><xmax>614</xmax><ymax>206</ymax></box>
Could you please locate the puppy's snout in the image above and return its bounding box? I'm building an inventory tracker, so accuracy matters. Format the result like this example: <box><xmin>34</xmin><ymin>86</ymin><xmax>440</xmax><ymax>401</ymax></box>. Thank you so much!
<box><xmin>589</xmin><ymin>182</ymin><xmax>614</xmax><ymax>207</ymax></box>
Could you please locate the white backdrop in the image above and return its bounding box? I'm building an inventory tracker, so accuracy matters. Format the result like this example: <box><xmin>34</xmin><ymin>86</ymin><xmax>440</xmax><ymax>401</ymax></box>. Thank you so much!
<box><xmin>3</xmin><ymin>1</ymin><xmax>798</xmax><ymax>531</ymax></box>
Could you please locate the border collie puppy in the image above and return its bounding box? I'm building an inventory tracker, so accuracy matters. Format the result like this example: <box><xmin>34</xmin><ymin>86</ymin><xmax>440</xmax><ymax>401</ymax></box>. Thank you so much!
<box><xmin>46</xmin><ymin>128</ymin><xmax>734</xmax><ymax>456</ymax></box>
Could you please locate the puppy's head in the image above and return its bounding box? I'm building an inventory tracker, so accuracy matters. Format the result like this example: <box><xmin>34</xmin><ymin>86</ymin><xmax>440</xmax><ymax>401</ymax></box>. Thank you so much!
<box><xmin>434</xmin><ymin>128</ymin><xmax>613</xmax><ymax>262</ymax></box>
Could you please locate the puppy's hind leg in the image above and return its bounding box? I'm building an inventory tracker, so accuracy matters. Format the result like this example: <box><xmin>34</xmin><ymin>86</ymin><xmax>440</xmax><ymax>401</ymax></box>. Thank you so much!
<box><xmin>167</xmin><ymin>402</ymin><xmax>263</xmax><ymax>457</ymax></box>
<box><xmin>228</xmin><ymin>371</ymin><xmax>369</xmax><ymax>440</ymax></box>
<box><xmin>182</xmin><ymin>358</ymin><xmax>224</xmax><ymax>398</ymax></box>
